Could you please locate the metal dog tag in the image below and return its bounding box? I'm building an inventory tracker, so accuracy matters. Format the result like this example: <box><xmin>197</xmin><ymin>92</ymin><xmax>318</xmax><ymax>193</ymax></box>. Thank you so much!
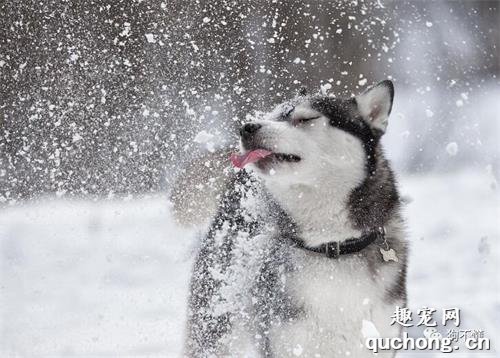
<box><xmin>380</xmin><ymin>248</ymin><xmax>399</xmax><ymax>262</ymax></box>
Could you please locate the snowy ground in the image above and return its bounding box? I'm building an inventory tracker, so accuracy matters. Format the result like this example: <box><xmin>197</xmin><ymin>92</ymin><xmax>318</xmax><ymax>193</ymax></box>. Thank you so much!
<box><xmin>0</xmin><ymin>170</ymin><xmax>498</xmax><ymax>357</ymax></box>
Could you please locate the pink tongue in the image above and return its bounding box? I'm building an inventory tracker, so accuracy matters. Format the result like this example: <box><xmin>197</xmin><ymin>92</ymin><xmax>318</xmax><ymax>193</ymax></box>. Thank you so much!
<box><xmin>230</xmin><ymin>149</ymin><xmax>272</xmax><ymax>168</ymax></box>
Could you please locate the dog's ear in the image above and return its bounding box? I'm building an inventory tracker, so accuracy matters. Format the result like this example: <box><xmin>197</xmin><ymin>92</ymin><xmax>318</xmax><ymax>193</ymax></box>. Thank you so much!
<box><xmin>298</xmin><ymin>87</ymin><xmax>307</xmax><ymax>96</ymax></box>
<box><xmin>355</xmin><ymin>80</ymin><xmax>394</xmax><ymax>133</ymax></box>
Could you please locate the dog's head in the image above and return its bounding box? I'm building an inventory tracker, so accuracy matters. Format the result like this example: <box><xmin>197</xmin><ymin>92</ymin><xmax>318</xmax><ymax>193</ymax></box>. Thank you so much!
<box><xmin>232</xmin><ymin>80</ymin><xmax>394</xmax><ymax>190</ymax></box>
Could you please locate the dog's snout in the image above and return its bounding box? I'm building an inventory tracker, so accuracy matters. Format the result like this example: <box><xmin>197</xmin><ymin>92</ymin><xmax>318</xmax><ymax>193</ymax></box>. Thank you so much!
<box><xmin>239</xmin><ymin>123</ymin><xmax>262</xmax><ymax>139</ymax></box>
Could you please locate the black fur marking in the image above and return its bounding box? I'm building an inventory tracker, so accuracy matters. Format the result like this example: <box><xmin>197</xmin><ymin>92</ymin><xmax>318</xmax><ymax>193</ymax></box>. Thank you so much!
<box><xmin>348</xmin><ymin>150</ymin><xmax>400</xmax><ymax>230</ymax></box>
<box><xmin>386</xmin><ymin>262</ymin><xmax>408</xmax><ymax>303</ymax></box>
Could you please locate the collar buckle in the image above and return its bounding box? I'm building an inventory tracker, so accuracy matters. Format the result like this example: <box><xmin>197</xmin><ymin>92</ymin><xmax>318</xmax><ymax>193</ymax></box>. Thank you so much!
<box><xmin>324</xmin><ymin>241</ymin><xmax>340</xmax><ymax>259</ymax></box>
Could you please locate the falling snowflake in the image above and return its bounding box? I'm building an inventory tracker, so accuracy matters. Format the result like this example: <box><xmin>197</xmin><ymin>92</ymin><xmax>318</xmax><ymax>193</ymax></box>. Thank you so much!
<box><xmin>446</xmin><ymin>142</ymin><xmax>458</xmax><ymax>156</ymax></box>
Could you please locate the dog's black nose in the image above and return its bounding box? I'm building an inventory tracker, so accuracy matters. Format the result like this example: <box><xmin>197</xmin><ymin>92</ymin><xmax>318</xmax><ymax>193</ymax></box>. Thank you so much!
<box><xmin>239</xmin><ymin>123</ymin><xmax>262</xmax><ymax>139</ymax></box>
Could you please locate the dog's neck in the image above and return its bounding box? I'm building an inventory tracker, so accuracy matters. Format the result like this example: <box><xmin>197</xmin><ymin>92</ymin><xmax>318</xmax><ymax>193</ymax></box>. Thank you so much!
<box><xmin>265</xmin><ymin>180</ymin><xmax>362</xmax><ymax>247</ymax></box>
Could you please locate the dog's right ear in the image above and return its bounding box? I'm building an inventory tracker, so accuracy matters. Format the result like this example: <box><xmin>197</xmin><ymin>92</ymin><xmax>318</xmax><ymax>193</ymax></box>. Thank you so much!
<box><xmin>355</xmin><ymin>80</ymin><xmax>394</xmax><ymax>133</ymax></box>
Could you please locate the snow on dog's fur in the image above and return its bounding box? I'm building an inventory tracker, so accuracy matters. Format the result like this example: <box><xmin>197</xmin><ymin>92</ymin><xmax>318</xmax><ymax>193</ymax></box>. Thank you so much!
<box><xmin>184</xmin><ymin>81</ymin><xmax>407</xmax><ymax>357</ymax></box>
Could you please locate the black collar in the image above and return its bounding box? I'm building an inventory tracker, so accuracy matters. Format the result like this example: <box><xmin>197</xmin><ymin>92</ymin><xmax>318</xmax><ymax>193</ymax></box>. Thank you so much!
<box><xmin>289</xmin><ymin>227</ymin><xmax>385</xmax><ymax>259</ymax></box>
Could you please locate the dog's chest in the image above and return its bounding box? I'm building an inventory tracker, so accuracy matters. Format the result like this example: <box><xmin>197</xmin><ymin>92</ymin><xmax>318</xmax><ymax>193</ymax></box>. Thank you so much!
<box><xmin>287</xmin><ymin>249</ymin><xmax>378</xmax><ymax>324</ymax></box>
<box><xmin>268</xmin><ymin>248</ymin><xmax>395</xmax><ymax>357</ymax></box>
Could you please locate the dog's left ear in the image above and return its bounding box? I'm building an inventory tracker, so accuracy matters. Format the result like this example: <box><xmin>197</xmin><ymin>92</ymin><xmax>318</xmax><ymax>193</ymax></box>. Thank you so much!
<box><xmin>355</xmin><ymin>80</ymin><xmax>394</xmax><ymax>133</ymax></box>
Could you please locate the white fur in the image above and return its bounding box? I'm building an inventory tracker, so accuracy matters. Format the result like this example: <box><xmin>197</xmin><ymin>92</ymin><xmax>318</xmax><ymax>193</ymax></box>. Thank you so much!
<box><xmin>270</xmin><ymin>249</ymin><xmax>402</xmax><ymax>357</ymax></box>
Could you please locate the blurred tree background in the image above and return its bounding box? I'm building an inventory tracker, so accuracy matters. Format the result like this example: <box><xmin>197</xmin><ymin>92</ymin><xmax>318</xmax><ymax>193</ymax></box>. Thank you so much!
<box><xmin>0</xmin><ymin>0</ymin><xmax>498</xmax><ymax>202</ymax></box>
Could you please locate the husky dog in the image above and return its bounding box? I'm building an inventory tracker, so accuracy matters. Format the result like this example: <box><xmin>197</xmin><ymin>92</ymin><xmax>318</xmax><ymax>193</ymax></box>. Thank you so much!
<box><xmin>184</xmin><ymin>81</ymin><xmax>407</xmax><ymax>358</ymax></box>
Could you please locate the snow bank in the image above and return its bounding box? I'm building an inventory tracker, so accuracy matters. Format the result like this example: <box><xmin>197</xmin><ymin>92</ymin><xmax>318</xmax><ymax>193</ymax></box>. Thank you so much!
<box><xmin>0</xmin><ymin>197</ymin><xmax>196</xmax><ymax>356</ymax></box>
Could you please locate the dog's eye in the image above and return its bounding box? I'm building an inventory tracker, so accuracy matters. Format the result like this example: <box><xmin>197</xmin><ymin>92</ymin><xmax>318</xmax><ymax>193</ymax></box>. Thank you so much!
<box><xmin>293</xmin><ymin>116</ymin><xmax>320</xmax><ymax>126</ymax></box>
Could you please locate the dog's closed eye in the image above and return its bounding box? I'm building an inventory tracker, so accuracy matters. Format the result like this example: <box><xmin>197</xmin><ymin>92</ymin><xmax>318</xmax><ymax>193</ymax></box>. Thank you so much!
<box><xmin>293</xmin><ymin>116</ymin><xmax>321</xmax><ymax>126</ymax></box>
